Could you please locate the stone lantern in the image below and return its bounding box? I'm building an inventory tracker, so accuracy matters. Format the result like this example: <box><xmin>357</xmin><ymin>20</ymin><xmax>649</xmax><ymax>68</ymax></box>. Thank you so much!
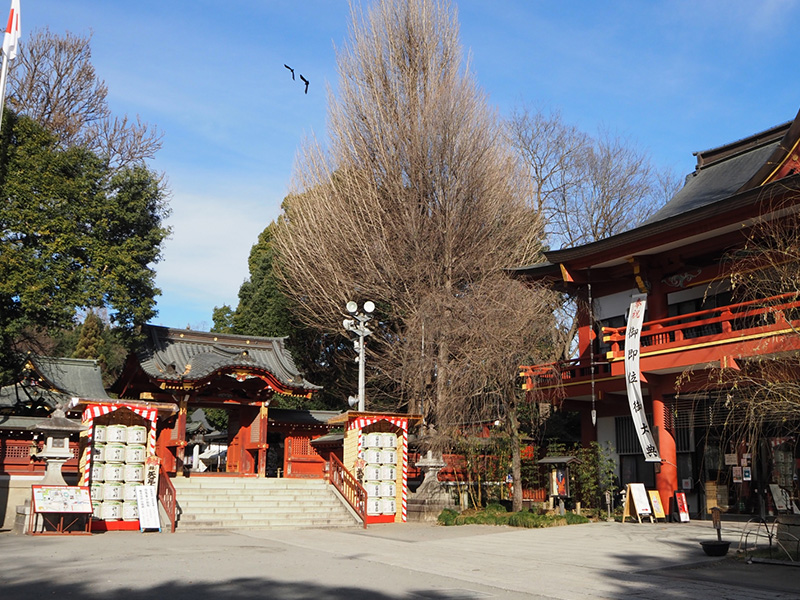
<box><xmin>30</xmin><ymin>403</ymin><xmax>87</xmax><ymax>486</ymax></box>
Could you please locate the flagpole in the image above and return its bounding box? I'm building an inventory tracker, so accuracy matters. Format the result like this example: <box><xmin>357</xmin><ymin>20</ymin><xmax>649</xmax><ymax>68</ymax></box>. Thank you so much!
<box><xmin>0</xmin><ymin>48</ymin><xmax>9</xmax><ymax>130</ymax></box>
<box><xmin>0</xmin><ymin>0</ymin><xmax>20</xmax><ymax>134</ymax></box>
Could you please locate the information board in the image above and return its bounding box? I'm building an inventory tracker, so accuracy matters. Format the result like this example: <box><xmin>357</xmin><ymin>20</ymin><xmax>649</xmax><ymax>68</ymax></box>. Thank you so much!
<box><xmin>622</xmin><ymin>483</ymin><xmax>653</xmax><ymax>523</ymax></box>
<box><xmin>134</xmin><ymin>485</ymin><xmax>161</xmax><ymax>531</ymax></box>
<box><xmin>674</xmin><ymin>491</ymin><xmax>690</xmax><ymax>522</ymax></box>
<box><xmin>32</xmin><ymin>486</ymin><xmax>92</xmax><ymax>514</ymax></box>
<box><xmin>647</xmin><ymin>490</ymin><xmax>666</xmax><ymax>520</ymax></box>
<box><xmin>769</xmin><ymin>484</ymin><xmax>789</xmax><ymax>512</ymax></box>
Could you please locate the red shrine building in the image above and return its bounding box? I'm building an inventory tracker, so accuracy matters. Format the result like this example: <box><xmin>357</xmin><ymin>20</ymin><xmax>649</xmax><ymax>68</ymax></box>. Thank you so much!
<box><xmin>516</xmin><ymin>109</ymin><xmax>800</xmax><ymax>518</ymax></box>
<box><xmin>110</xmin><ymin>325</ymin><xmax>323</xmax><ymax>478</ymax></box>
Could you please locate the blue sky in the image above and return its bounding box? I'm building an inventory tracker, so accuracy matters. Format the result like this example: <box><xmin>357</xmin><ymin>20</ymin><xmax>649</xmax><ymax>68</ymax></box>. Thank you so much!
<box><xmin>22</xmin><ymin>0</ymin><xmax>800</xmax><ymax>330</ymax></box>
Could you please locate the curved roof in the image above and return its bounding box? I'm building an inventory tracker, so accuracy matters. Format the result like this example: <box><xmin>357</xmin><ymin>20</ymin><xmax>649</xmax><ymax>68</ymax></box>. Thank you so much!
<box><xmin>29</xmin><ymin>356</ymin><xmax>110</xmax><ymax>400</ymax></box>
<box><xmin>135</xmin><ymin>325</ymin><xmax>320</xmax><ymax>391</ymax></box>
<box><xmin>512</xmin><ymin>107</ymin><xmax>800</xmax><ymax>277</ymax></box>
<box><xmin>0</xmin><ymin>356</ymin><xmax>109</xmax><ymax>412</ymax></box>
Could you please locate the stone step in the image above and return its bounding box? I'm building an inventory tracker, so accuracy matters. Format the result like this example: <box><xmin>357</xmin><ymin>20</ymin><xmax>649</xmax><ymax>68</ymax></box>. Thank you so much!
<box><xmin>175</xmin><ymin>517</ymin><xmax>358</xmax><ymax>531</ymax></box>
<box><xmin>177</xmin><ymin>497</ymin><xmax>341</xmax><ymax>508</ymax></box>
<box><xmin>172</xmin><ymin>478</ymin><xmax>327</xmax><ymax>489</ymax></box>
<box><xmin>178</xmin><ymin>502</ymin><xmax>339</xmax><ymax>515</ymax></box>
<box><xmin>178</xmin><ymin>509</ymin><xmax>354</xmax><ymax>521</ymax></box>
<box><xmin>172</xmin><ymin>477</ymin><xmax>361</xmax><ymax>531</ymax></box>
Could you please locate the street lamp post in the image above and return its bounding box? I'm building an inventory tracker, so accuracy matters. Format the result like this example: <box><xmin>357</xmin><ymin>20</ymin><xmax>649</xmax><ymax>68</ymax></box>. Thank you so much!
<box><xmin>343</xmin><ymin>300</ymin><xmax>375</xmax><ymax>412</ymax></box>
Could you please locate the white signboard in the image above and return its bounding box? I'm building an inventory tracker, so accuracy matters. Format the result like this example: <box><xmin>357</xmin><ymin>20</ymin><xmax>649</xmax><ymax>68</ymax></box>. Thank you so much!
<box><xmin>134</xmin><ymin>485</ymin><xmax>161</xmax><ymax>531</ymax></box>
<box><xmin>629</xmin><ymin>483</ymin><xmax>652</xmax><ymax>516</ymax></box>
<box><xmin>624</xmin><ymin>294</ymin><xmax>661</xmax><ymax>462</ymax></box>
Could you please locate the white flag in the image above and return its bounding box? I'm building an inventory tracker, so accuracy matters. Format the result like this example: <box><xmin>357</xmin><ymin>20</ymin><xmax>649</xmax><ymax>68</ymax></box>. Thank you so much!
<box><xmin>624</xmin><ymin>293</ymin><xmax>661</xmax><ymax>463</ymax></box>
<box><xmin>2</xmin><ymin>0</ymin><xmax>20</xmax><ymax>60</ymax></box>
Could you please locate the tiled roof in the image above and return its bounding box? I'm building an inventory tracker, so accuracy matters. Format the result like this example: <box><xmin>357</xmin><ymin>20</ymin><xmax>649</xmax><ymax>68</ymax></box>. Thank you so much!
<box><xmin>29</xmin><ymin>356</ymin><xmax>110</xmax><ymax>400</ymax></box>
<box><xmin>510</xmin><ymin>109</ymin><xmax>800</xmax><ymax>274</ymax></box>
<box><xmin>0</xmin><ymin>356</ymin><xmax>109</xmax><ymax>411</ymax></box>
<box><xmin>137</xmin><ymin>325</ymin><xmax>320</xmax><ymax>391</ymax></box>
<box><xmin>643</xmin><ymin>138</ymin><xmax>781</xmax><ymax>225</ymax></box>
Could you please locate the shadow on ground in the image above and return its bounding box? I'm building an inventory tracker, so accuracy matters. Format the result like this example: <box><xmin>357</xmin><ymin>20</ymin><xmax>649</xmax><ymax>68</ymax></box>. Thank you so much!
<box><xmin>0</xmin><ymin>577</ymin><xmax>482</xmax><ymax>600</ymax></box>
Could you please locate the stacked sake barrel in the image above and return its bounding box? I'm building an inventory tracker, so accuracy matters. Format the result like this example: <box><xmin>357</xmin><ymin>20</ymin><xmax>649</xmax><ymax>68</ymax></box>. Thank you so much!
<box><xmin>362</xmin><ymin>432</ymin><xmax>399</xmax><ymax>517</ymax></box>
<box><xmin>89</xmin><ymin>423</ymin><xmax>147</xmax><ymax>522</ymax></box>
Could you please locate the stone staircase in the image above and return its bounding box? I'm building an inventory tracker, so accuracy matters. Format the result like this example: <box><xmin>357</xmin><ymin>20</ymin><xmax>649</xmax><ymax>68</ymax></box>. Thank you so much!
<box><xmin>172</xmin><ymin>477</ymin><xmax>362</xmax><ymax>531</ymax></box>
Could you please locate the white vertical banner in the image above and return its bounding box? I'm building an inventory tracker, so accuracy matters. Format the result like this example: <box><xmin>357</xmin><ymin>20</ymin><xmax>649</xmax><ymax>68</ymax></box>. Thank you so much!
<box><xmin>624</xmin><ymin>293</ymin><xmax>661</xmax><ymax>463</ymax></box>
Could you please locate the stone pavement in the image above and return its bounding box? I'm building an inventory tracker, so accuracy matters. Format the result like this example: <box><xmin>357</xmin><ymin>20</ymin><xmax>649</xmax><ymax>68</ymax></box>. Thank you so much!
<box><xmin>1</xmin><ymin>519</ymin><xmax>798</xmax><ymax>599</ymax></box>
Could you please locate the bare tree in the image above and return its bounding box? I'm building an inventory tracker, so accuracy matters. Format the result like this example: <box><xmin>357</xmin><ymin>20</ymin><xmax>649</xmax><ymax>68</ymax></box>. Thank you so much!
<box><xmin>508</xmin><ymin>105</ymin><xmax>677</xmax><ymax>251</ymax></box>
<box><xmin>273</xmin><ymin>0</ymin><xmax>555</xmax><ymax>470</ymax></box>
<box><xmin>8</xmin><ymin>27</ymin><xmax>162</xmax><ymax>170</ymax></box>
<box><xmin>507</xmin><ymin>106</ymin><xmax>681</xmax><ymax>360</ymax></box>
<box><xmin>439</xmin><ymin>275</ymin><xmax>557</xmax><ymax>510</ymax></box>
<box><xmin>701</xmin><ymin>193</ymin><xmax>800</xmax><ymax>445</ymax></box>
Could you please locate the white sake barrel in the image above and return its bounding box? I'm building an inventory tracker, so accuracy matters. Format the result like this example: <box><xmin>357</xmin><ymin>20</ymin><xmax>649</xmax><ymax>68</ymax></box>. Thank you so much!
<box><xmin>379</xmin><ymin>482</ymin><xmax>396</xmax><ymax>497</ymax></box>
<box><xmin>94</xmin><ymin>425</ymin><xmax>107</xmax><ymax>443</ymax></box>
<box><xmin>364</xmin><ymin>433</ymin><xmax>382</xmax><ymax>448</ymax></box>
<box><xmin>381</xmin><ymin>498</ymin><xmax>397</xmax><ymax>514</ymax></box>
<box><xmin>92</xmin><ymin>501</ymin><xmax>103</xmax><ymax>520</ymax></box>
<box><xmin>104</xmin><ymin>462</ymin><xmax>125</xmax><ymax>482</ymax></box>
<box><xmin>365</xmin><ymin>482</ymin><xmax>382</xmax><ymax>497</ymax></box>
<box><xmin>90</xmin><ymin>483</ymin><xmax>104</xmax><ymax>501</ymax></box>
<box><xmin>364</xmin><ymin>466</ymin><xmax>382</xmax><ymax>480</ymax></box>
<box><xmin>364</xmin><ymin>449</ymin><xmax>381</xmax><ymax>465</ymax></box>
<box><xmin>379</xmin><ymin>466</ymin><xmax>396</xmax><ymax>480</ymax></box>
<box><xmin>126</xmin><ymin>425</ymin><xmax>147</xmax><ymax>444</ymax></box>
<box><xmin>366</xmin><ymin>497</ymin><xmax>382</xmax><ymax>515</ymax></box>
<box><xmin>123</xmin><ymin>482</ymin><xmax>142</xmax><ymax>501</ymax></box>
<box><xmin>103</xmin><ymin>481</ymin><xmax>124</xmax><ymax>500</ymax></box>
<box><xmin>124</xmin><ymin>462</ymin><xmax>144</xmax><ymax>482</ymax></box>
<box><xmin>106</xmin><ymin>424</ymin><xmax>128</xmax><ymax>443</ymax></box>
<box><xmin>125</xmin><ymin>444</ymin><xmax>146</xmax><ymax>463</ymax></box>
<box><xmin>91</xmin><ymin>443</ymin><xmax>106</xmax><ymax>463</ymax></box>
<box><xmin>380</xmin><ymin>434</ymin><xmax>397</xmax><ymax>448</ymax></box>
<box><xmin>105</xmin><ymin>443</ymin><xmax>126</xmax><ymax>462</ymax></box>
<box><xmin>122</xmin><ymin>501</ymin><xmax>139</xmax><ymax>521</ymax></box>
<box><xmin>101</xmin><ymin>501</ymin><xmax>122</xmax><ymax>521</ymax></box>
<box><xmin>379</xmin><ymin>450</ymin><xmax>397</xmax><ymax>464</ymax></box>
<box><xmin>91</xmin><ymin>462</ymin><xmax>104</xmax><ymax>482</ymax></box>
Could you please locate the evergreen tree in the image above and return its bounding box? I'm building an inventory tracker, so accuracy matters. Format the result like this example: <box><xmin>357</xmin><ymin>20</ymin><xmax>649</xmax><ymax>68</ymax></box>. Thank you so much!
<box><xmin>0</xmin><ymin>113</ymin><xmax>169</xmax><ymax>382</ymax></box>
<box><xmin>73</xmin><ymin>312</ymin><xmax>104</xmax><ymax>363</ymax></box>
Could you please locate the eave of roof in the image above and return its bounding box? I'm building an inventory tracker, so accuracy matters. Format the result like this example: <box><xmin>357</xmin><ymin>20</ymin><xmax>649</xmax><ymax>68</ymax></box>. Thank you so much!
<box><xmin>512</xmin><ymin>172</ymin><xmax>800</xmax><ymax>276</ymax></box>
<box><xmin>27</xmin><ymin>355</ymin><xmax>110</xmax><ymax>400</ymax></box>
<box><xmin>511</xmin><ymin>108</ymin><xmax>800</xmax><ymax>278</ymax></box>
<box><xmin>135</xmin><ymin>325</ymin><xmax>320</xmax><ymax>391</ymax></box>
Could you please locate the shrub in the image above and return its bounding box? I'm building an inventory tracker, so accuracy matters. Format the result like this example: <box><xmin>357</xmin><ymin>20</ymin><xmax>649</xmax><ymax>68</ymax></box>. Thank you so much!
<box><xmin>438</xmin><ymin>508</ymin><xmax>459</xmax><ymax>526</ymax></box>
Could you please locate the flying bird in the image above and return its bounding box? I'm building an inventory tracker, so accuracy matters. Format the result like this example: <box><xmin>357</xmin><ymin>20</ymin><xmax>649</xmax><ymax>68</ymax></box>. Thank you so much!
<box><xmin>284</xmin><ymin>64</ymin><xmax>295</xmax><ymax>80</ymax></box>
<box><xmin>299</xmin><ymin>74</ymin><xmax>309</xmax><ymax>94</ymax></box>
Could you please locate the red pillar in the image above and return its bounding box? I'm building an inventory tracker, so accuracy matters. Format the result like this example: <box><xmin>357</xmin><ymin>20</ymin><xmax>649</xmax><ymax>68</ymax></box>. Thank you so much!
<box><xmin>650</xmin><ymin>380</ymin><xmax>678</xmax><ymax>518</ymax></box>
<box><xmin>174</xmin><ymin>396</ymin><xmax>188</xmax><ymax>475</ymax></box>
<box><xmin>257</xmin><ymin>402</ymin><xmax>269</xmax><ymax>477</ymax></box>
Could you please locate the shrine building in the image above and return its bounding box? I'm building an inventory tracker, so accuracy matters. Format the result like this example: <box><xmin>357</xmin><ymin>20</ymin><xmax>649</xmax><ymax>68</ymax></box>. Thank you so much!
<box><xmin>515</xmin><ymin>108</ymin><xmax>800</xmax><ymax>519</ymax></box>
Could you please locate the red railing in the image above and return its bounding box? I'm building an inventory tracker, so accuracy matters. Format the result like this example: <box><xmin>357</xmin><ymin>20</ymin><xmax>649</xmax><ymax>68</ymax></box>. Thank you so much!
<box><xmin>0</xmin><ymin>439</ymin><xmax>80</xmax><ymax>474</ymax></box>
<box><xmin>328</xmin><ymin>454</ymin><xmax>367</xmax><ymax>528</ymax></box>
<box><xmin>158</xmin><ymin>462</ymin><xmax>177</xmax><ymax>533</ymax></box>
<box><xmin>602</xmin><ymin>292</ymin><xmax>800</xmax><ymax>357</ymax></box>
<box><xmin>521</xmin><ymin>293</ymin><xmax>800</xmax><ymax>390</ymax></box>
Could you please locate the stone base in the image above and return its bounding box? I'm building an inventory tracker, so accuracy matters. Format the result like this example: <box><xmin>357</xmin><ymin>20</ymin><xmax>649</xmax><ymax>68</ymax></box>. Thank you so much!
<box><xmin>407</xmin><ymin>482</ymin><xmax>458</xmax><ymax>522</ymax></box>
<box><xmin>13</xmin><ymin>503</ymin><xmax>30</xmax><ymax>535</ymax></box>
<box><xmin>777</xmin><ymin>514</ymin><xmax>800</xmax><ymax>546</ymax></box>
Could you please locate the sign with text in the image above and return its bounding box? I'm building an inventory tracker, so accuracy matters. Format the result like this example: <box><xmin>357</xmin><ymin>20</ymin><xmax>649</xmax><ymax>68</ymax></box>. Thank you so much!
<box><xmin>32</xmin><ymin>486</ymin><xmax>92</xmax><ymax>514</ymax></box>
<box><xmin>624</xmin><ymin>294</ymin><xmax>661</xmax><ymax>462</ymax></box>
<box><xmin>647</xmin><ymin>490</ymin><xmax>666</xmax><ymax>520</ymax></box>
<box><xmin>674</xmin><ymin>491</ymin><xmax>690</xmax><ymax>522</ymax></box>
<box><xmin>134</xmin><ymin>485</ymin><xmax>161</xmax><ymax>531</ymax></box>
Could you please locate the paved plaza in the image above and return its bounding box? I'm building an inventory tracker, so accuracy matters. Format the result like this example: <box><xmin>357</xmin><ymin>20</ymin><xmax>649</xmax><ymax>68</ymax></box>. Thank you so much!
<box><xmin>1</xmin><ymin>519</ymin><xmax>798</xmax><ymax>599</ymax></box>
